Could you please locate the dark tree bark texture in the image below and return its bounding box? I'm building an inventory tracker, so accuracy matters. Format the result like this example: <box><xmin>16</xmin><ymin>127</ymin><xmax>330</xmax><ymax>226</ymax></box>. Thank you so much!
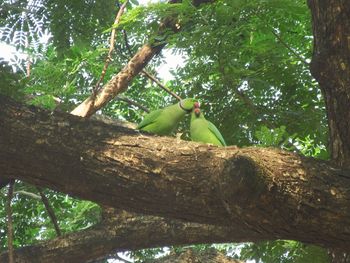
<box><xmin>146</xmin><ymin>248</ymin><xmax>243</xmax><ymax>263</ymax></box>
<box><xmin>1</xmin><ymin>96</ymin><xmax>350</xmax><ymax>251</ymax></box>
<box><xmin>308</xmin><ymin>1</ymin><xmax>350</xmax><ymax>261</ymax></box>
<box><xmin>0</xmin><ymin>209</ymin><xmax>238</xmax><ymax>263</ymax></box>
<box><xmin>308</xmin><ymin>0</ymin><xmax>350</xmax><ymax>167</ymax></box>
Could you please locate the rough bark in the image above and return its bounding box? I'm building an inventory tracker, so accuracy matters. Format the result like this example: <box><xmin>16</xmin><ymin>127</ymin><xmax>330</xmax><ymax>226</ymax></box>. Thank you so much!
<box><xmin>0</xmin><ymin>209</ymin><xmax>238</xmax><ymax>263</ymax></box>
<box><xmin>308</xmin><ymin>0</ymin><xmax>350</xmax><ymax>167</ymax></box>
<box><xmin>1</xmin><ymin>96</ymin><xmax>350</xmax><ymax>250</ymax></box>
<box><xmin>308</xmin><ymin>2</ymin><xmax>350</xmax><ymax>260</ymax></box>
<box><xmin>146</xmin><ymin>248</ymin><xmax>243</xmax><ymax>263</ymax></box>
<box><xmin>70</xmin><ymin>43</ymin><xmax>164</xmax><ymax>117</ymax></box>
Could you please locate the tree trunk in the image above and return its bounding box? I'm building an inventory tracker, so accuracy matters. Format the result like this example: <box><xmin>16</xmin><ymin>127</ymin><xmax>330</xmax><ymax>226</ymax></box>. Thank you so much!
<box><xmin>308</xmin><ymin>0</ymin><xmax>350</xmax><ymax>167</ymax></box>
<box><xmin>1</xmin><ymin>95</ymin><xmax>350</xmax><ymax>250</ymax></box>
<box><xmin>308</xmin><ymin>1</ymin><xmax>350</xmax><ymax>261</ymax></box>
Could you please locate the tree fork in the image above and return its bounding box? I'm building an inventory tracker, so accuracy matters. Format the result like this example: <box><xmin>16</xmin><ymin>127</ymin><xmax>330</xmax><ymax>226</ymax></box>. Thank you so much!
<box><xmin>1</xmin><ymin>96</ymin><xmax>350</xmax><ymax>249</ymax></box>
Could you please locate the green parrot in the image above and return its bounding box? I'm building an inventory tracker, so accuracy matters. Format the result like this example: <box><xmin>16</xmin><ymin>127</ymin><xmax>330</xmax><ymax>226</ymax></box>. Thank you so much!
<box><xmin>190</xmin><ymin>107</ymin><xmax>227</xmax><ymax>146</ymax></box>
<box><xmin>137</xmin><ymin>98</ymin><xmax>197</xmax><ymax>135</ymax></box>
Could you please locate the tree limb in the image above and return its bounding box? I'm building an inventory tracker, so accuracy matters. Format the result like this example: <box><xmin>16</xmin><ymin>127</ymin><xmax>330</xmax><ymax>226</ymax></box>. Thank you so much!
<box><xmin>147</xmin><ymin>248</ymin><xmax>244</xmax><ymax>263</ymax></box>
<box><xmin>6</xmin><ymin>181</ymin><xmax>15</xmax><ymax>263</ymax></box>
<box><xmin>14</xmin><ymin>190</ymin><xmax>41</xmax><ymax>200</ymax></box>
<box><xmin>1</xmin><ymin>95</ymin><xmax>350</xmax><ymax>249</ymax></box>
<box><xmin>270</xmin><ymin>30</ymin><xmax>309</xmax><ymax>66</ymax></box>
<box><xmin>0</xmin><ymin>209</ymin><xmax>239</xmax><ymax>263</ymax></box>
<box><xmin>116</xmin><ymin>95</ymin><xmax>150</xmax><ymax>113</ymax></box>
<box><xmin>93</xmin><ymin>0</ymin><xmax>129</xmax><ymax>94</ymax></box>
<box><xmin>37</xmin><ymin>188</ymin><xmax>62</xmax><ymax>237</ymax></box>
<box><xmin>120</xmin><ymin>27</ymin><xmax>182</xmax><ymax>101</ymax></box>
<box><xmin>70</xmin><ymin>43</ymin><xmax>165</xmax><ymax>118</ymax></box>
<box><xmin>141</xmin><ymin>70</ymin><xmax>182</xmax><ymax>100</ymax></box>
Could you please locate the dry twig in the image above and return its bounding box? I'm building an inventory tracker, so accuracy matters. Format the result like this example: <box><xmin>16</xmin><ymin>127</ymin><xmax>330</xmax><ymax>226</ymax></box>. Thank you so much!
<box><xmin>93</xmin><ymin>0</ymin><xmax>129</xmax><ymax>95</ymax></box>
<box><xmin>38</xmin><ymin>188</ymin><xmax>62</xmax><ymax>236</ymax></box>
<box><xmin>6</xmin><ymin>181</ymin><xmax>15</xmax><ymax>263</ymax></box>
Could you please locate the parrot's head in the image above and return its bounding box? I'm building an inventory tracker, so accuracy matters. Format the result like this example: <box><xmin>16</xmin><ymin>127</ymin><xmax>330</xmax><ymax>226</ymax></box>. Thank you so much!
<box><xmin>193</xmin><ymin>107</ymin><xmax>201</xmax><ymax>117</ymax></box>
<box><xmin>179</xmin><ymin>98</ymin><xmax>198</xmax><ymax>113</ymax></box>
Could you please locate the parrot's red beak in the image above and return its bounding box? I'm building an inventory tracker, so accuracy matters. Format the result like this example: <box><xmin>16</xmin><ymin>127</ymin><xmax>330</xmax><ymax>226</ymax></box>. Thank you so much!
<box><xmin>194</xmin><ymin>108</ymin><xmax>201</xmax><ymax>117</ymax></box>
<box><xmin>194</xmin><ymin>101</ymin><xmax>200</xmax><ymax>108</ymax></box>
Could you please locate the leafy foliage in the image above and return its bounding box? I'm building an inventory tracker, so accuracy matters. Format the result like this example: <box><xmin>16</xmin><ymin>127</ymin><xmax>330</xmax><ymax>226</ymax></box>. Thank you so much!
<box><xmin>0</xmin><ymin>183</ymin><xmax>100</xmax><ymax>248</ymax></box>
<box><xmin>0</xmin><ymin>61</ymin><xmax>25</xmax><ymax>99</ymax></box>
<box><xmin>0</xmin><ymin>0</ymin><xmax>46</xmax><ymax>51</ymax></box>
<box><xmin>240</xmin><ymin>241</ymin><xmax>330</xmax><ymax>263</ymax></box>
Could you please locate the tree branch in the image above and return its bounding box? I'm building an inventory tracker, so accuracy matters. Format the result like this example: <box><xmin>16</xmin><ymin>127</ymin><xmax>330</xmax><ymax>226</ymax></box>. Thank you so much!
<box><xmin>6</xmin><ymin>181</ymin><xmax>15</xmax><ymax>263</ymax></box>
<box><xmin>0</xmin><ymin>209</ymin><xmax>239</xmax><ymax>263</ymax></box>
<box><xmin>1</xmin><ymin>95</ymin><xmax>350</xmax><ymax>249</ymax></box>
<box><xmin>93</xmin><ymin>0</ymin><xmax>128</xmax><ymax>94</ymax></box>
<box><xmin>37</xmin><ymin>188</ymin><xmax>62</xmax><ymax>237</ymax></box>
<box><xmin>14</xmin><ymin>190</ymin><xmax>41</xmax><ymax>200</ymax></box>
<box><xmin>116</xmin><ymin>95</ymin><xmax>150</xmax><ymax>113</ymax></box>
<box><xmin>120</xmin><ymin>28</ymin><xmax>182</xmax><ymax>101</ymax></box>
<box><xmin>149</xmin><ymin>248</ymin><xmax>244</xmax><ymax>263</ymax></box>
<box><xmin>141</xmin><ymin>70</ymin><xmax>182</xmax><ymax>100</ymax></box>
<box><xmin>270</xmin><ymin>30</ymin><xmax>309</xmax><ymax>66</ymax></box>
<box><xmin>70</xmin><ymin>42</ymin><xmax>165</xmax><ymax>118</ymax></box>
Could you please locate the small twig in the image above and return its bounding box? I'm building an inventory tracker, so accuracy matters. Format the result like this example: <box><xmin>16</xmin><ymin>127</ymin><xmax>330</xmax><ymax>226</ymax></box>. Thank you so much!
<box><xmin>25</xmin><ymin>32</ymin><xmax>31</xmax><ymax>79</ymax></box>
<box><xmin>122</xmin><ymin>29</ymin><xmax>133</xmax><ymax>57</ymax></box>
<box><xmin>141</xmin><ymin>70</ymin><xmax>182</xmax><ymax>100</ymax></box>
<box><xmin>14</xmin><ymin>190</ymin><xmax>41</xmax><ymax>200</ymax></box>
<box><xmin>93</xmin><ymin>0</ymin><xmax>129</xmax><ymax>94</ymax></box>
<box><xmin>26</xmin><ymin>57</ymin><xmax>31</xmax><ymax>79</ymax></box>
<box><xmin>271</xmin><ymin>30</ymin><xmax>309</xmax><ymax>66</ymax></box>
<box><xmin>116</xmin><ymin>96</ymin><xmax>150</xmax><ymax>113</ymax></box>
<box><xmin>115</xmin><ymin>254</ymin><xmax>133</xmax><ymax>263</ymax></box>
<box><xmin>6</xmin><ymin>181</ymin><xmax>15</xmax><ymax>263</ymax></box>
<box><xmin>217</xmin><ymin>53</ymin><xmax>275</xmax><ymax>128</ymax></box>
<box><xmin>37</xmin><ymin>188</ymin><xmax>62</xmax><ymax>237</ymax></box>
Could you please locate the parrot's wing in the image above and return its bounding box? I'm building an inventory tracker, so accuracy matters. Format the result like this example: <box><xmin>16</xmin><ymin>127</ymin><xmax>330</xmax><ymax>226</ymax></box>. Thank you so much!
<box><xmin>208</xmin><ymin>121</ymin><xmax>227</xmax><ymax>146</ymax></box>
<box><xmin>137</xmin><ymin>109</ymin><xmax>163</xmax><ymax>130</ymax></box>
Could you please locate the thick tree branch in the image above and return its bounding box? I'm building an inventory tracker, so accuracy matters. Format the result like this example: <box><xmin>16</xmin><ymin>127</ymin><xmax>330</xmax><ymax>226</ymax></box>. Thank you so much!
<box><xmin>1</xmin><ymin>96</ymin><xmax>350</xmax><ymax>249</ymax></box>
<box><xmin>147</xmin><ymin>248</ymin><xmax>244</xmax><ymax>263</ymax></box>
<box><xmin>0</xmin><ymin>209</ymin><xmax>239</xmax><ymax>263</ymax></box>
